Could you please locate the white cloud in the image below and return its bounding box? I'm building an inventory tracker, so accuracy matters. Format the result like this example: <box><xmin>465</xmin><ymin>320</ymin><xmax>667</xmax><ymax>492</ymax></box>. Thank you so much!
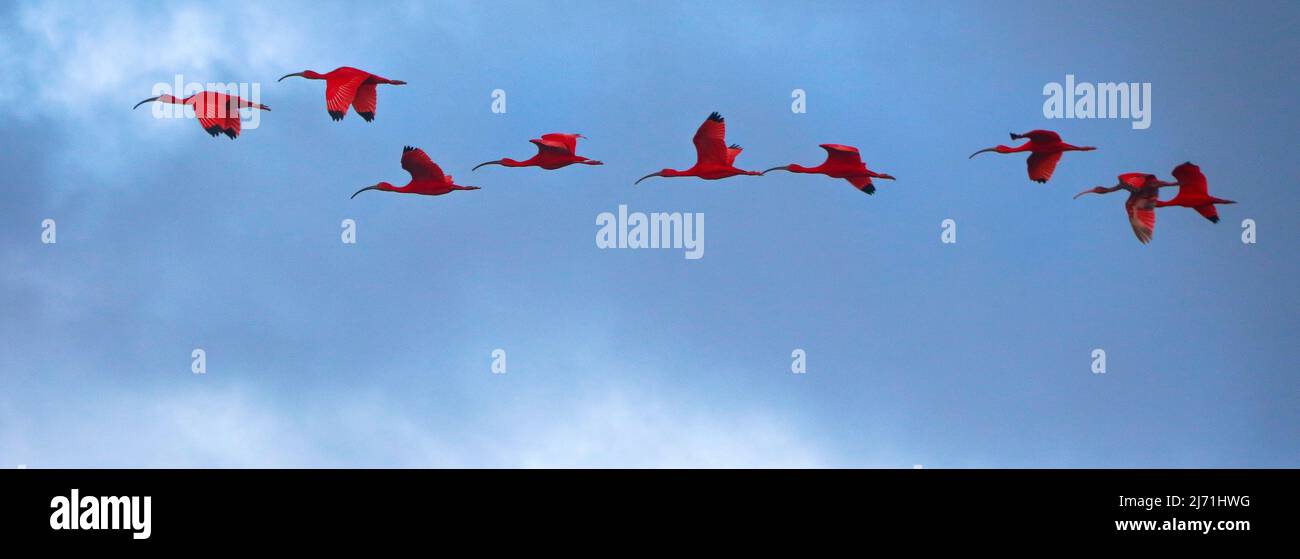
<box><xmin>501</xmin><ymin>390</ymin><xmax>828</xmax><ymax>468</ymax></box>
<box><xmin>0</xmin><ymin>383</ymin><xmax>834</xmax><ymax>468</ymax></box>
<box><xmin>3</xmin><ymin>1</ymin><xmax>308</xmax><ymax>116</ymax></box>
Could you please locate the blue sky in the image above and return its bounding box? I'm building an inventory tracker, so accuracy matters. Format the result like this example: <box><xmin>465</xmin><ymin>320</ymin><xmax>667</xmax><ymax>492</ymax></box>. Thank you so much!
<box><xmin>0</xmin><ymin>0</ymin><xmax>1296</xmax><ymax>467</ymax></box>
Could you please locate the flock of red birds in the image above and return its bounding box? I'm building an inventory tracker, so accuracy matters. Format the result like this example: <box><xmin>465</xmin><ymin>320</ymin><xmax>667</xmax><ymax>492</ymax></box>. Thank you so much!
<box><xmin>133</xmin><ymin>66</ymin><xmax>1236</xmax><ymax>244</ymax></box>
<box><xmin>968</xmin><ymin>130</ymin><xmax>1235</xmax><ymax>243</ymax></box>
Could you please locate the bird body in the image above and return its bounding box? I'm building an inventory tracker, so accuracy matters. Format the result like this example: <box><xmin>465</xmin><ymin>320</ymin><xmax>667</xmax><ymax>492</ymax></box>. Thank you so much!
<box><xmin>1158</xmin><ymin>162</ymin><xmax>1236</xmax><ymax>223</ymax></box>
<box><xmin>132</xmin><ymin>91</ymin><xmax>270</xmax><ymax>139</ymax></box>
<box><xmin>762</xmin><ymin>143</ymin><xmax>895</xmax><ymax>195</ymax></box>
<box><xmin>635</xmin><ymin>112</ymin><xmax>762</xmax><ymax>184</ymax></box>
<box><xmin>969</xmin><ymin>129</ymin><xmax>1096</xmax><ymax>183</ymax></box>
<box><xmin>1074</xmin><ymin>173</ymin><xmax>1179</xmax><ymax>244</ymax></box>
<box><xmin>352</xmin><ymin>146</ymin><xmax>480</xmax><ymax>198</ymax></box>
<box><xmin>473</xmin><ymin>133</ymin><xmax>603</xmax><ymax>171</ymax></box>
<box><xmin>279</xmin><ymin>66</ymin><xmax>406</xmax><ymax>122</ymax></box>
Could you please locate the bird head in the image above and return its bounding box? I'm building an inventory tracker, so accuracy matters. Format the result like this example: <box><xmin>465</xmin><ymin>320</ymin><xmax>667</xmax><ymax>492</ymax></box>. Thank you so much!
<box><xmin>761</xmin><ymin>164</ymin><xmax>814</xmax><ymax>175</ymax></box>
<box><xmin>968</xmin><ymin>146</ymin><xmax>1010</xmax><ymax>159</ymax></box>
<box><xmin>1073</xmin><ymin>186</ymin><xmax>1113</xmax><ymax>199</ymax></box>
<box><xmin>351</xmin><ymin>182</ymin><xmax>395</xmax><ymax>199</ymax></box>
<box><xmin>472</xmin><ymin>158</ymin><xmax>520</xmax><ymax>171</ymax></box>
<box><xmin>133</xmin><ymin>94</ymin><xmax>180</xmax><ymax>109</ymax></box>
<box><xmin>634</xmin><ymin>169</ymin><xmax>676</xmax><ymax>185</ymax></box>
<box><xmin>278</xmin><ymin>70</ymin><xmax>324</xmax><ymax>82</ymax></box>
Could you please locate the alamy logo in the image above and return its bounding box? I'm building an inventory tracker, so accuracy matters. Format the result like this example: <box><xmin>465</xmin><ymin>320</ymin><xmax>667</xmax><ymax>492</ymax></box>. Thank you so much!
<box><xmin>145</xmin><ymin>74</ymin><xmax>265</xmax><ymax>130</ymax></box>
<box><xmin>1043</xmin><ymin>74</ymin><xmax>1151</xmax><ymax>130</ymax></box>
<box><xmin>596</xmin><ymin>204</ymin><xmax>704</xmax><ymax>260</ymax></box>
<box><xmin>50</xmin><ymin>489</ymin><xmax>152</xmax><ymax>540</ymax></box>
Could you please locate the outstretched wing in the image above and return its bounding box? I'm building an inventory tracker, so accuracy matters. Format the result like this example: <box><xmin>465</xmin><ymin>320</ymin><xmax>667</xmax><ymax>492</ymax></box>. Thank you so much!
<box><xmin>218</xmin><ymin>112</ymin><xmax>241</xmax><ymax>139</ymax></box>
<box><xmin>539</xmin><ymin>133</ymin><xmax>580</xmax><ymax>154</ymax></box>
<box><xmin>400</xmin><ymin>146</ymin><xmax>446</xmax><ymax>182</ymax></box>
<box><xmin>1166</xmin><ymin>161</ymin><xmax>1208</xmax><ymax>204</ymax></box>
<box><xmin>191</xmin><ymin>92</ymin><xmax>241</xmax><ymax>138</ymax></box>
<box><xmin>1026</xmin><ymin>152</ymin><xmax>1062</xmax><ymax>183</ymax></box>
<box><xmin>692</xmin><ymin>112</ymin><xmax>729</xmax><ymax>166</ymax></box>
<box><xmin>1022</xmin><ymin>129</ymin><xmax>1062</xmax><ymax>143</ymax></box>
<box><xmin>819</xmin><ymin>144</ymin><xmax>864</xmax><ymax>167</ymax></box>
<box><xmin>1125</xmin><ymin>190</ymin><xmax>1157</xmax><ymax>244</ymax></box>
<box><xmin>726</xmin><ymin>144</ymin><xmax>743</xmax><ymax>165</ymax></box>
<box><xmin>192</xmin><ymin>96</ymin><xmax>224</xmax><ymax>137</ymax></box>
<box><xmin>352</xmin><ymin>82</ymin><xmax>378</xmax><ymax>122</ymax></box>
<box><xmin>1194</xmin><ymin>204</ymin><xmax>1221</xmax><ymax>223</ymax></box>
<box><xmin>846</xmin><ymin>175</ymin><xmax>875</xmax><ymax>195</ymax></box>
<box><xmin>1118</xmin><ymin>173</ymin><xmax>1149</xmax><ymax>189</ymax></box>
<box><xmin>531</xmin><ymin>138</ymin><xmax>571</xmax><ymax>155</ymax></box>
<box><xmin>326</xmin><ymin>72</ymin><xmax>368</xmax><ymax>121</ymax></box>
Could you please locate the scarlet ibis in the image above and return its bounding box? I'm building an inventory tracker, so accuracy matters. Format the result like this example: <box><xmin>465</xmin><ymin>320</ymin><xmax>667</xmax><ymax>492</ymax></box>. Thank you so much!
<box><xmin>278</xmin><ymin>67</ymin><xmax>406</xmax><ymax>122</ymax></box>
<box><xmin>132</xmin><ymin>91</ymin><xmax>270</xmax><ymax>139</ymax></box>
<box><xmin>761</xmin><ymin>144</ymin><xmax>896</xmax><ymax>195</ymax></box>
<box><xmin>472</xmin><ymin>133</ymin><xmax>603</xmax><ymax>171</ymax></box>
<box><xmin>351</xmin><ymin>146</ymin><xmax>480</xmax><ymax>199</ymax></box>
<box><xmin>969</xmin><ymin>130</ymin><xmax>1096</xmax><ymax>183</ymax></box>
<box><xmin>1158</xmin><ymin>162</ymin><xmax>1236</xmax><ymax>223</ymax></box>
<box><xmin>634</xmin><ymin>112</ymin><xmax>763</xmax><ymax>185</ymax></box>
<box><xmin>1073</xmin><ymin>173</ymin><xmax>1179</xmax><ymax>244</ymax></box>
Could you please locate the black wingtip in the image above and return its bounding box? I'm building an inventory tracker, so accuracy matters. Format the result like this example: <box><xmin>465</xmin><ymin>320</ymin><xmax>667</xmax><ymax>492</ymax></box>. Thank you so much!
<box><xmin>1032</xmin><ymin>178</ymin><xmax>1047</xmax><ymax>184</ymax></box>
<box><xmin>328</xmin><ymin>110</ymin><xmax>345</xmax><ymax>121</ymax></box>
<box><xmin>358</xmin><ymin>111</ymin><xmax>375</xmax><ymax>122</ymax></box>
<box><xmin>403</xmin><ymin>145</ymin><xmax>415</xmax><ymax>153</ymax></box>
<box><xmin>1208</xmin><ymin>216</ymin><xmax>1220</xmax><ymax>223</ymax></box>
<box><xmin>861</xmin><ymin>185</ymin><xmax>876</xmax><ymax>195</ymax></box>
<box><xmin>728</xmin><ymin>143</ymin><xmax>741</xmax><ymax>149</ymax></box>
<box><xmin>204</xmin><ymin>126</ymin><xmax>221</xmax><ymax>138</ymax></box>
<box><xmin>708</xmin><ymin>111</ymin><xmax>723</xmax><ymax>122</ymax></box>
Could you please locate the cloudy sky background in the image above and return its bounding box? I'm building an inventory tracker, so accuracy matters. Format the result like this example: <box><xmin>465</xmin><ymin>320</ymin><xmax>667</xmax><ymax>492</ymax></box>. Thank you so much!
<box><xmin>1</xmin><ymin>0</ymin><xmax>1296</xmax><ymax>467</ymax></box>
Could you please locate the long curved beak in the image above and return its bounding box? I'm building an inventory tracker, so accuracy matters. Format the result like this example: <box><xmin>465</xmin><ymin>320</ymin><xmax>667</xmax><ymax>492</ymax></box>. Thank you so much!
<box><xmin>351</xmin><ymin>185</ymin><xmax>380</xmax><ymax>199</ymax></box>
<box><xmin>761</xmin><ymin>166</ymin><xmax>790</xmax><ymax>175</ymax></box>
<box><xmin>968</xmin><ymin>147</ymin><xmax>997</xmax><ymax>159</ymax></box>
<box><xmin>1155</xmin><ymin>180</ymin><xmax>1180</xmax><ymax>188</ymax></box>
<box><xmin>132</xmin><ymin>96</ymin><xmax>159</xmax><ymax>110</ymax></box>
<box><xmin>634</xmin><ymin>171</ymin><xmax>662</xmax><ymax>185</ymax></box>
<box><xmin>472</xmin><ymin>160</ymin><xmax>502</xmax><ymax>171</ymax></box>
<box><xmin>1073</xmin><ymin>189</ymin><xmax>1098</xmax><ymax>200</ymax></box>
<box><xmin>278</xmin><ymin>72</ymin><xmax>304</xmax><ymax>82</ymax></box>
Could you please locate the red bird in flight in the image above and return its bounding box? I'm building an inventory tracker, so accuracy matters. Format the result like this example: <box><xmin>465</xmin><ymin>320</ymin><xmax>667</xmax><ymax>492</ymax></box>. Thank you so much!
<box><xmin>473</xmin><ymin>133</ymin><xmax>603</xmax><ymax>171</ymax></box>
<box><xmin>762</xmin><ymin>144</ymin><xmax>896</xmax><ymax>195</ymax></box>
<box><xmin>1073</xmin><ymin>173</ymin><xmax>1179</xmax><ymax>244</ymax></box>
<box><xmin>969</xmin><ymin>130</ymin><xmax>1096</xmax><ymax>183</ymax></box>
<box><xmin>279</xmin><ymin>66</ymin><xmax>406</xmax><ymax>122</ymax></box>
<box><xmin>635</xmin><ymin>112</ymin><xmax>762</xmax><ymax>184</ymax></box>
<box><xmin>1158</xmin><ymin>162</ymin><xmax>1236</xmax><ymax>223</ymax></box>
<box><xmin>351</xmin><ymin>146</ymin><xmax>480</xmax><ymax>199</ymax></box>
<box><xmin>133</xmin><ymin>91</ymin><xmax>269</xmax><ymax>139</ymax></box>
